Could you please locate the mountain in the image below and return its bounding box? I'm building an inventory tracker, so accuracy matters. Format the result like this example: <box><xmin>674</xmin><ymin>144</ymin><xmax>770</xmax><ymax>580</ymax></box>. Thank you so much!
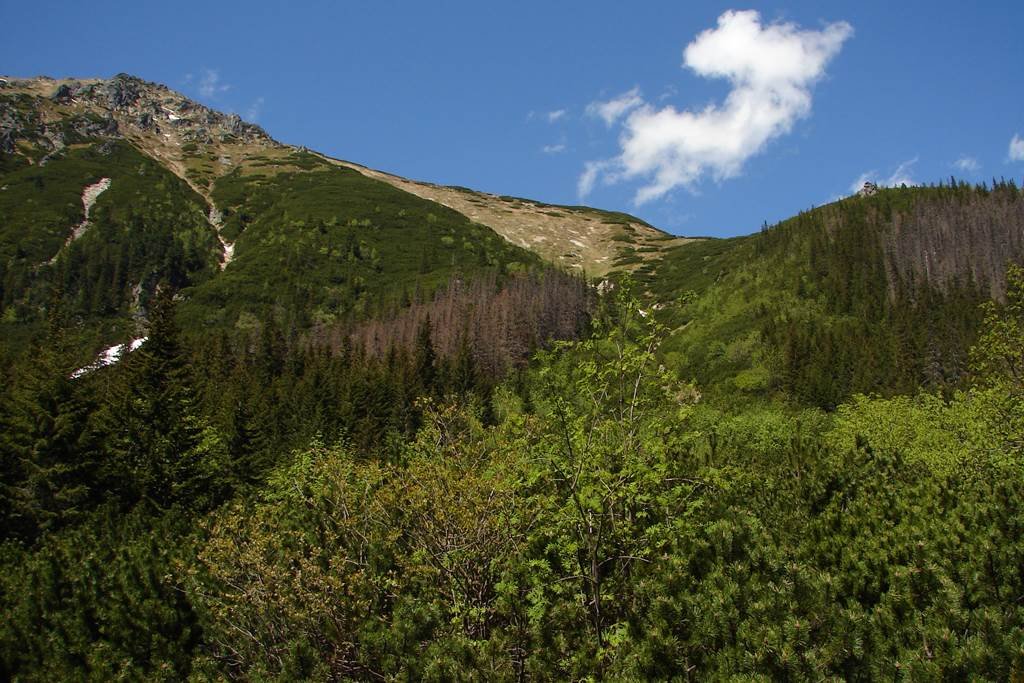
<box><xmin>3</xmin><ymin>73</ymin><xmax>1022</xmax><ymax>409</ymax></box>
<box><xmin>0</xmin><ymin>74</ymin><xmax>683</xmax><ymax>346</ymax></box>
<box><xmin>320</xmin><ymin>155</ymin><xmax>692</xmax><ymax>274</ymax></box>
<box><xmin>3</xmin><ymin>73</ymin><xmax>1024</xmax><ymax>681</ymax></box>
<box><xmin>639</xmin><ymin>181</ymin><xmax>1024</xmax><ymax>407</ymax></box>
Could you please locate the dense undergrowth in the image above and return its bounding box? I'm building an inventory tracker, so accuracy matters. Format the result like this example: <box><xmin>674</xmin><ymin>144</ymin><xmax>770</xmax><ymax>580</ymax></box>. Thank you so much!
<box><xmin>1</xmin><ymin>268</ymin><xmax>1022</xmax><ymax>680</ymax></box>
<box><xmin>5</xmin><ymin>79</ymin><xmax>1024</xmax><ymax>679</ymax></box>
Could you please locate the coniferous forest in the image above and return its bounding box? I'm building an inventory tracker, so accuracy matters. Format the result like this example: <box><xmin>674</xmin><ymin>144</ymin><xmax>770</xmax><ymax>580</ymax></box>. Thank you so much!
<box><xmin>1</xmin><ymin>74</ymin><xmax>1024</xmax><ymax>680</ymax></box>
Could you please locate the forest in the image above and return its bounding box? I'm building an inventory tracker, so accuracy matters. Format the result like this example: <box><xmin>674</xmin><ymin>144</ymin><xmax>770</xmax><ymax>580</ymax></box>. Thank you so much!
<box><xmin>2</xmin><ymin>77</ymin><xmax>1024</xmax><ymax>678</ymax></box>
<box><xmin>0</xmin><ymin>254</ymin><xmax>1022</xmax><ymax>679</ymax></box>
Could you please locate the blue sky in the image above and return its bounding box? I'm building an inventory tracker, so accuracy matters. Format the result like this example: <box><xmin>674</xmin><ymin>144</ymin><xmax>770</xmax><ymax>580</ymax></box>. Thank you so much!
<box><xmin>3</xmin><ymin>0</ymin><xmax>1022</xmax><ymax>237</ymax></box>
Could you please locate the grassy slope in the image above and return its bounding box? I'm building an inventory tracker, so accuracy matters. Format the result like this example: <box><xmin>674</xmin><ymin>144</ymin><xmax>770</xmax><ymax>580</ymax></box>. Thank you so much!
<box><xmin>181</xmin><ymin>151</ymin><xmax>539</xmax><ymax>330</ymax></box>
<box><xmin>319</xmin><ymin>155</ymin><xmax>693</xmax><ymax>277</ymax></box>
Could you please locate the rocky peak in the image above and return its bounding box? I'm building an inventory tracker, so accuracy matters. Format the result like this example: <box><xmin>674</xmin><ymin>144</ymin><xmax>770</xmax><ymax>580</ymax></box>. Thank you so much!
<box><xmin>0</xmin><ymin>73</ymin><xmax>272</xmax><ymax>143</ymax></box>
<box><xmin>1</xmin><ymin>72</ymin><xmax>280</xmax><ymax>174</ymax></box>
<box><xmin>48</xmin><ymin>74</ymin><xmax>273</xmax><ymax>144</ymax></box>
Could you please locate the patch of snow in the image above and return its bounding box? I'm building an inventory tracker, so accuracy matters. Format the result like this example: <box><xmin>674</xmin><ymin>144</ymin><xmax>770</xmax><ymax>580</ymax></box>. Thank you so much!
<box><xmin>97</xmin><ymin>344</ymin><xmax>126</xmax><ymax>366</ymax></box>
<box><xmin>570</xmin><ymin>239</ymin><xmax>586</xmax><ymax>248</ymax></box>
<box><xmin>71</xmin><ymin>336</ymin><xmax>147</xmax><ymax>379</ymax></box>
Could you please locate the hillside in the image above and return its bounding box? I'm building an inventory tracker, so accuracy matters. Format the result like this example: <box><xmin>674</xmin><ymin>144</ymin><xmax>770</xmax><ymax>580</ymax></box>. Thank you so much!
<box><xmin>319</xmin><ymin>154</ymin><xmax>693</xmax><ymax>276</ymax></box>
<box><xmin>0</xmin><ymin>76</ymin><xmax>559</xmax><ymax>346</ymax></box>
<box><xmin>0</xmin><ymin>74</ymin><xmax>703</xmax><ymax>362</ymax></box>
<box><xmin>636</xmin><ymin>181</ymin><xmax>1024</xmax><ymax>408</ymax></box>
<box><xmin>4</xmin><ymin>73</ymin><xmax>1021</xmax><ymax>403</ymax></box>
<box><xmin>2</xmin><ymin>72</ymin><xmax>1024</xmax><ymax>681</ymax></box>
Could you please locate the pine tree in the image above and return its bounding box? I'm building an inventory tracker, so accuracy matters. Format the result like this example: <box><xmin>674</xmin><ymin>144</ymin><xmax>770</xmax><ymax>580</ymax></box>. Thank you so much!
<box><xmin>101</xmin><ymin>287</ymin><xmax>226</xmax><ymax>510</ymax></box>
<box><xmin>450</xmin><ymin>332</ymin><xmax>478</xmax><ymax>396</ymax></box>
<box><xmin>0</xmin><ymin>302</ymin><xmax>98</xmax><ymax>541</ymax></box>
<box><xmin>413</xmin><ymin>315</ymin><xmax>437</xmax><ymax>395</ymax></box>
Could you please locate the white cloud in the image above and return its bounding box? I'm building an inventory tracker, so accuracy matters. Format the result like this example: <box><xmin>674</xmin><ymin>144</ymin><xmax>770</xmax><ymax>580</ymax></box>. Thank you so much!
<box><xmin>579</xmin><ymin>10</ymin><xmax>852</xmax><ymax>203</ymax></box>
<box><xmin>1010</xmin><ymin>134</ymin><xmax>1024</xmax><ymax>162</ymax></box>
<box><xmin>547</xmin><ymin>109</ymin><xmax>567</xmax><ymax>123</ymax></box>
<box><xmin>848</xmin><ymin>157</ymin><xmax>919</xmax><ymax>193</ymax></box>
<box><xmin>586</xmin><ymin>87</ymin><xmax>644</xmax><ymax>126</ymax></box>
<box><xmin>198</xmin><ymin>68</ymin><xmax>231</xmax><ymax>99</ymax></box>
<box><xmin>577</xmin><ymin>160</ymin><xmax>611</xmax><ymax>198</ymax></box>
<box><xmin>953</xmin><ymin>156</ymin><xmax>980</xmax><ymax>173</ymax></box>
<box><xmin>542</xmin><ymin>143</ymin><xmax>566</xmax><ymax>154</ymax></box>
<box><xmin>245</xmin><ymin>97</ymin><xmax>265</xmax><ymax>122</ymax></box>
<box><xmin>884</xmin><ymin>157</ymin><xmax>918</xmax><ymax>187</ymax></box>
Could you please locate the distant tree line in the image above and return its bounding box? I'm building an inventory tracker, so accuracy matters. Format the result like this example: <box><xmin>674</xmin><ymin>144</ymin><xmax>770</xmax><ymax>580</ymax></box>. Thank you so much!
<box><xmin>759</xmin><ymin>179</ymin><xmax>1022</xmax><ymax>407</ymax></box>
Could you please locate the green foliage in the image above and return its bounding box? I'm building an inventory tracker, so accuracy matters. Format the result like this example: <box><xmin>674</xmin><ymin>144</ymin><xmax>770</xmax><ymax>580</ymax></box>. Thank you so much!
<box><xmin>3</xmin><ymin>279</ymin><xmax>1024</xmax><ymax>680</ymax></box>
<box><xmin>971</xmin><ymin>262</ymin><xmax>1024</xmax><ymax>392</ymax></box>
<box><xmin>0</xmin><ymin>507</ymin><xmax>201</xmax><ymax>680</ymax></box>
<box><xmin>189</xmin><ymin>404</ymin><xmax>533</xmax><ymax>680</ymax></box>
<box><xmin>182</xmin><ymin>161</ymin><xmax>537</xmax><ymax>329</ymax></box>
<box><xmin>0</xmin><ymin>140</ymin><xmax>221</xmax><ymax>342</ymax></box>
<box><xmin>0</xmin><ymin>302</ymin><xmax>99</xmax><ymax>542</ymax></box>
<box><xmin>523</xmin><ymin>284</ymin><xmax>696</xmax><ymax>670</ymax></box>
<box><xmin>3</xmin><ymin>89</ymin><xmax>1024</xmax><ymax>680</ymax></box>
<box><xmin>967</xmin><ymin>262</ymin><xmax>1024</xmax><ymax>454</ymax></box>
<box><xmin>642</xmin><ymin>183</ymin><xmax>1020</xmax><ymax>409</ymax></box>
<box><xmin>99</xmin><ymin>289</ymin><xmax>230</xmax><ymax>510</ymax></box>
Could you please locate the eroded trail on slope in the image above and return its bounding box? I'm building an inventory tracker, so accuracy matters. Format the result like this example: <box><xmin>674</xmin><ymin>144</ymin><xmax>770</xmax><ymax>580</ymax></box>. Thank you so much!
<box><xmin>208</xmin><ymin>205</ymin><xmax>234</xmax><ymax>268</ymax></box>
<box><xmin>49</xmin><ymin>178</ymin><xmax>111</xmax><ymax>263</ymax></box>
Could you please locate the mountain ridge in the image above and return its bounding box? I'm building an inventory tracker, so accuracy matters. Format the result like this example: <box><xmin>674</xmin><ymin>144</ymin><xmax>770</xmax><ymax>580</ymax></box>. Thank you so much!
<box><xmin>3</xmin><ymin>72</ymin><xmax>1022</xmax><ymax>407</ymax></box>
<box><xmin>1</xmin><ymin>73</ymin><xmax>688</xmax><ymax>276</ymax></box>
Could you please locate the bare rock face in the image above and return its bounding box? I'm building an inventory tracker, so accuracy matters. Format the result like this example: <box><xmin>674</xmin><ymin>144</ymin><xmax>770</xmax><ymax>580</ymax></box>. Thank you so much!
<box><xmin>0</xmin><ymin>108</ymin><xmax>22</xmax><ymax>153</ymax></box>
<box><xmin>69</xmin><ymin>113</ymin><xmax>119</xmax><ymax>138</ymax></box>
<box><xmin>40</xmin><ymin>74</ymin><xmax>275</xmax><ymax>146</ymax></box>
<box><xmin>51</xmin><ymin>83</ymin><xmax>76</xmax><ymax>103</ymax></box>
<box><xmin>0</xmin><ymin>130</ymin><xmax>15</xmax><ymax>154</ymax></box>
<box><xmin>857</xmin><ymin>181</ymin><xmax>879</xmax><ymax>197</ymax></box>
<box><xmin>103</xmin><ymin>73</ymin><xmax>144</xmax><ymax>109</ymax></box>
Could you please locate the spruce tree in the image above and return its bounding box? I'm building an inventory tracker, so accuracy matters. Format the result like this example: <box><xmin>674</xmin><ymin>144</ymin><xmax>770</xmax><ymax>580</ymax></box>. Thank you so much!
<box><xmin>0</xmin><ymin>302</ymin><xmax>98</xmax><ymax>541</ymax></box>
<box><xmin>412</xmin><ymin>315</ymin><xmax>437</xmax><ymax>395</ymax></box>
<box><xmin>101</xmin><ymin>287</ymin><xmax>225</xmax><ymax>510</ymax></box>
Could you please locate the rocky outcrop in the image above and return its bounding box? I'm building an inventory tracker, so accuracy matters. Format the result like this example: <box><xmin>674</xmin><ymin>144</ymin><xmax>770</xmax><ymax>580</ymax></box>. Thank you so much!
<box><xmin>69</xmin><ymin>113</ymin><xmax>119</xmax><ymax>138</ymax></box>
<box><xmin>51</xmin><ymin>83</ymin><xmax>75</xmax><ymax>103</ymax></box>
<box><xmin>0</xmin><ymin>98</ymin><xmax>35</xmax><ymax>153</ymax></box>
<box><xmin>3</xmin><ymin>73</ymin><xmax>279</xmax><ymax>165</ymax></box>
<box><xmin>103</xmin><ymin>73</ymin><xmax>143</xmax><ymax>109</ymax></box>
<box><xmin>857</xmin><ymin>181</ymin><xmax>879</xmax><ymax>197</ymax></box>
<box><xmin>0</xmin><ymin>114</ymin><xmax>18</xmax><ymax>153</ymax></box>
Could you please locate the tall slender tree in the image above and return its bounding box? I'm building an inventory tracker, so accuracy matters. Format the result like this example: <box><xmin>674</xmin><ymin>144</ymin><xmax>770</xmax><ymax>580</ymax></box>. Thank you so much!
<box><xmin>101</xmin><ymin>287</ymin><xmax>226</xmax><ymax>510</ymax></box>
<box><xmin>0</xmin><ymin>301</ymin><xmax>98</xmax><ymax>541</ymax></box>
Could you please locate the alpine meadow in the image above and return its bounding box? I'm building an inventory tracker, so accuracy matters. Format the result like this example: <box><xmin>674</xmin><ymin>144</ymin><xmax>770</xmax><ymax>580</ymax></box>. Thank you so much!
<box><xmin>2</xmin><ymin>3</ymin><xmax>1024</xmax><ymax>680</ymax></box>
